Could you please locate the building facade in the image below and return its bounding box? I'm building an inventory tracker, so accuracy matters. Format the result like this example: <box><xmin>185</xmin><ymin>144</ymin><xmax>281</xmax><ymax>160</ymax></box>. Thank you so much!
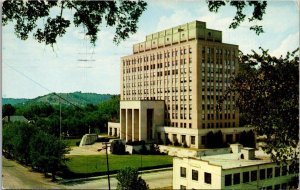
<box><xmin>118</xmin><ymin>20</ymin><xmax>250</xmax><ymax>148</ymax></box>
<box><xmin>173</xmin><ymin>144</ymin><xmax>297</xmax><ymax>189</ymax></box>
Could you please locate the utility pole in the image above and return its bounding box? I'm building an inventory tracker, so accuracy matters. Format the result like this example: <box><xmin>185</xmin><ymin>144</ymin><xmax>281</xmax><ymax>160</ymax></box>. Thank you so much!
<box><xmin>99</xmin><ymin>142</ymin><xmax>111</xmax><ymax>190</ymax></box>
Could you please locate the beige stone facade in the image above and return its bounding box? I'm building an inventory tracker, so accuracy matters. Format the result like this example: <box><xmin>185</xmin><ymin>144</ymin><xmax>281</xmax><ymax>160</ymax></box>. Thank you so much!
<box><xmin>119</xmin><ymin>20</ymin><xmax>245</xmax><ymax>148</ymax></box>
<box><xmin>120</xmin><ymin>100</ymin><xmax>164</xmax><ymax>142</ymax></box>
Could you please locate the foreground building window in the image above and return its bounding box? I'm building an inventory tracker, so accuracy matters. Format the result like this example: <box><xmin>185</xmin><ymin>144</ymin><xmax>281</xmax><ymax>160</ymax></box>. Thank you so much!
<box><xmin>225</xmin><ymin>174</ymin><xmax>232</xmax><ymax>186</ymax></box>
<box><xmin>180</xmin><ymin>167</ymin><xmax>186</xmax><ymax>178</ymax></box>
<box><xmin>192</xmin><ymin>169</ymin><xmax>198</xmax><ymax>181</ymax></box>
<box><xmin>204</xmin><ymin>172</ymin><xmax>212</xmax><ymax>184</ymax></box>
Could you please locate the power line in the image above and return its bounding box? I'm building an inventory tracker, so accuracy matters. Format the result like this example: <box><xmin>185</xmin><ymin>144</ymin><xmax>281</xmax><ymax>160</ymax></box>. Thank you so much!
<box><xmin>4</xmin><ymin>63</ymin><xmax>83</xmax><ymax>110</ymax></box>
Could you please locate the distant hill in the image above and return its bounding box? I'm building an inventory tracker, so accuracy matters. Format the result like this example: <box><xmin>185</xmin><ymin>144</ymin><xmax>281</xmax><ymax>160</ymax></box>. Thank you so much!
<box><xmin>2</xmin><ymin>98</ymin><xmax>30</xmax><ymax>105</ymax></box>
<box><xmin>3</xmin><ymin>92</ymin><xmax>115</xmax><ymax>106</ymax></box>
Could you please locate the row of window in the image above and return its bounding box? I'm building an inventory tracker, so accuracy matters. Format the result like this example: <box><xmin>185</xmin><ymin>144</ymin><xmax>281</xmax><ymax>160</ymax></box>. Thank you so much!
<box><xmin>123</xmin><ymin>47</ymin><xmax>192</xmax><ymax>66</ymax></box>
<box><xmin>225</xmin><ymin>165</ymin><xmax>293</xmax><ymax>186</ymax></box>
<box><xmin>180</xmin><ymin>167</ymin><xmax>212</xmax><ymax>184</ymax></box>
<box><xmin>179</xmin><ymin>165</ymin><xmax>293</xmax><ymax>189</ymax></box>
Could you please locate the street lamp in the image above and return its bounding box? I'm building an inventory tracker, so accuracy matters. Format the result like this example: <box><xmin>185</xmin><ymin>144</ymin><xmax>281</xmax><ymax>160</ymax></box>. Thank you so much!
<box><xmin>98</xmin><ymin>142</ymin><xmax>111</xmax><ymax>190</ymax></box>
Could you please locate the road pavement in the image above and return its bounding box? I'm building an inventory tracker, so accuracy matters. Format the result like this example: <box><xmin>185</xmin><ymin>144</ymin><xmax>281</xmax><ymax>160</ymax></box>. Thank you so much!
<box><xmin>2</xmin><ymin>156</ymin><xmax>172</xmax><ymax>189</ymax></box>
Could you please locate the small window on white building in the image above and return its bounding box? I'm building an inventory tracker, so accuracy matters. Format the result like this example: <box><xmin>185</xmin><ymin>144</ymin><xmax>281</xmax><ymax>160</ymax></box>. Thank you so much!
<box><xmin>180</xmin><ymin>167</ymin><xmax>186</xmax><ymax>178</ymax></box>
<box><xmin>192</xmin><ymin>169</ymin><xmax>198</xmax><ymax>181</ymax></box>
<box><xmin>204</xmin><ymin>172</ymin><xmax>211</xmax><ymax>184</ymax></box>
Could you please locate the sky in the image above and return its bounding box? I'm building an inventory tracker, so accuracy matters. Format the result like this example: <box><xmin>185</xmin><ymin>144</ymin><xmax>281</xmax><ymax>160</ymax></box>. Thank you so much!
<box><xmin>2</xmin><ymin>0</ymin><xmax>299</xmax><ymax>99</ymax></box>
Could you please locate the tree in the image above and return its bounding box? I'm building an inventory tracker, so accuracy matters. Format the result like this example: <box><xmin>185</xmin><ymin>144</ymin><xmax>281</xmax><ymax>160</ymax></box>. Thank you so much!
<box><xmin>3</xmin><ymin>104</ymin><xmax>16</xmax><ymax>121</ymax></box>
<box><xmin>116</xmin><ymin>167</ymin><xmax>149</xmax><ymax>190</ymax></box>
<box><xmin>207</xmin><ymin>0</ymin><xmax>267</xmax><ymax>35</ymax></box>
<box><xmin>225</xmin><ymin>48</ymin><xmax>299</xmax><ymax>169</ymax></box>
<box><xmin>29</xmin><ymin>130</ymin><xmax>69</xmax><ymax>181</ymax></box>
<box><xmin>2</xmin><ymin>0</ymin><xmax>147</xmax><ymax>46</ymax></box>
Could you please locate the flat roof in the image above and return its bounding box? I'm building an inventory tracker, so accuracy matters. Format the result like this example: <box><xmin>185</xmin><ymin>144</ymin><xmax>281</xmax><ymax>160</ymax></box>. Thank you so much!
<box><xmin>200</xmin><ymin>150</ymin><xmax>272</xmax><ymax>169</ymax></box>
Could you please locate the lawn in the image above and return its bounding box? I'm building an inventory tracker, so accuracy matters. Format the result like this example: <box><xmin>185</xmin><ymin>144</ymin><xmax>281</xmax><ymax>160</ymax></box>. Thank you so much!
<box><xmin>66</xmin><ymin>154</ymin><xmax>173</xmax><ymax>174</ymax></box>
<box><xmin>63</xmin><ymin>139</ymin><xmax>81</xmax><ymax>147</ymax></box>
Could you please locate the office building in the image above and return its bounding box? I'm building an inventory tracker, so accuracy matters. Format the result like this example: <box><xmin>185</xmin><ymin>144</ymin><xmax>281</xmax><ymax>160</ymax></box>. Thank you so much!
<box><xmin>109</xmin><ymin>20</ymin><xmax>251</xmax><ymax>148</ymax></box>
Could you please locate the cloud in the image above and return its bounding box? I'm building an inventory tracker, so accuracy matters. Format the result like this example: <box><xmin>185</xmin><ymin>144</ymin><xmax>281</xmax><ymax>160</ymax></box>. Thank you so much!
<box><xmin>271</xmin><ymin>32</ymin><xmax>299</xmax><ymax>57</ymax></box>
<box><xmin>156</xmin><ymin>9</ymin><xmax>194</xmax><ymax>31</ymax></box>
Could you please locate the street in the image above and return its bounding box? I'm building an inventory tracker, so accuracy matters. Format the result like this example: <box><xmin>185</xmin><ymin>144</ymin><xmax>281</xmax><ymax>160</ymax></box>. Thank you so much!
<box><xmin>2</xmin><ymin>157</ymin><xmax>172</xmax><ymax>189</ymax></box>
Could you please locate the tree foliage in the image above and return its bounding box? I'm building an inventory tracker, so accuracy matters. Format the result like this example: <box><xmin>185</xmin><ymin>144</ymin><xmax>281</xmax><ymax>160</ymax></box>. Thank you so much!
<box><xmin>2</xmin><ymin>122</ymin><xmax>69</xmax><ymax>180</ymax></box>
<box><xmin>29</xmin><ymin>130</ymin><xmax>69</xmax><ymax>180</ymax></box>
<box><xmin>2</xmin><ymin>104</ymin><xmax>16</xmax><ymax>117</ymax></box>
<box><xmin>225</xmin><ymin>48</ymin><xmax>299</xmax><ymax>167</ymax></box>
<box><xmin>207</xmin><ymin>0</ymin><xmax>267</xmax><ymax>35</ymax></box>
<box><xmin>2</xmin><ymin>0</ymin><xmax>147</xmax><ymax>46</ymax></box>
<box><xmin>116</xmin><ymin>167</ymin><xmax>149</xmax><ymax>190</ymax></box>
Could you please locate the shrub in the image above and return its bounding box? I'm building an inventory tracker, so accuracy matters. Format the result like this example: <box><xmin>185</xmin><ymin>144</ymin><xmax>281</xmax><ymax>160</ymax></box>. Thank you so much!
<box><xmin>110</xmin><ymin>140</ymin><xmax>126</xmax><ymax>155</ymax></box>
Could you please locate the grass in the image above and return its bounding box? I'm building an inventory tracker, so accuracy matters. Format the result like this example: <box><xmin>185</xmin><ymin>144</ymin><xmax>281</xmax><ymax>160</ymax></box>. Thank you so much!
<box><xmin>65</xmin><ymin>154</ymin><xmax>173</xmax><ymax>174</ymax></box>
<box><xmin>63</xmin><ymin>139</ymin><xmax>81</xmax><ymax>147</ymax></box>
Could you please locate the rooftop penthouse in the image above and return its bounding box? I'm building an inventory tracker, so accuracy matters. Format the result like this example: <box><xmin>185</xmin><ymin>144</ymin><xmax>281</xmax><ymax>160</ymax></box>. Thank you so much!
<box><xmin>133</xmin><ymin>21</ymin><xmax>222</xmax><ymax>54</ymax></box>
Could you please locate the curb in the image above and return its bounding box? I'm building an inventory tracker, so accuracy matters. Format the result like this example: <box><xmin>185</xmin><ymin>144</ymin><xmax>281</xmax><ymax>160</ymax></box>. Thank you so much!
<box><xmin>59</xmin><ymin>167</ymin><xmax>172</xmax><ymax>184</ymax></box>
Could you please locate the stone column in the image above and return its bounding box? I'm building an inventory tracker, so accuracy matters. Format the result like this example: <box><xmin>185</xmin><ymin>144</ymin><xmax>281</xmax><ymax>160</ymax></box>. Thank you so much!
<box><xmin>120</xmin><ymin>109</ymin><xmax>126</xmax><ymax>140</ymax></box>
<box><xmin>126</xmin><ymin>109</ymin><xmax>132</xmax><ymax>141</ymax></box>
<box><xmin>133</xmin><ymin>109</ymin><xmax>139</xmax><ymax>141</ymax></box>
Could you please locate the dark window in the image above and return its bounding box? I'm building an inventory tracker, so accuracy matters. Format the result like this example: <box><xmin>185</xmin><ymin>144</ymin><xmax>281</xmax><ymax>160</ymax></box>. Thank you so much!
<box><xmin>192</xmin><ymin>169</ymin><xmax>198</xmax><ymax>181</ymax></box>
<box><xmin>275</xmin><ymin>167</ymin><xmax>280</xmax><ymax>177</ymax></box>
<box><xmin>191</xmin><ymin>136</ymin><xmax>195</xmax><ymax>145</ymax></box>
<box><xmin>267</xmin><ymin>168</ymin><xmax>273</xmax><ymax>178</ymax></box>
<box><xmin>282</xmin><ymin>165</ymin><xmax>287</xmax><ymax>176</ymax></box>
<box><xmin>243</xmin><ymin>171</ymin><xmax>249</xmax><ymax>183</ymax></box>
<box><xmin>281</xmin><ymin>183</ymin><xmax>287</xmax><ymax>189</ymax></box>
<box><xmin>180</xmin><ymin>185</ymin><xmax>186</xmax><ymax>190</ymax></box>
<box><xmin>274</xmin><ymin>184</ymin><xmax>280</xmax><ymax>190</ymax></box>
<box><xmin>180</xmin><ymin>167</ymin><xmax>186</xmax><ymax>177</ymax></box>
<box><xmin>225</xmin><ymin>174</ymin><xmax>232</xmax><ymax>186</ymax></box>
<box><xmin>204</xmin><ymin>172</ymin><xmax>211</xmax><ymax>184</ymax></box>
<box><xmin>266</xmin><ymin>186</ymin><xmax>272</xmax><ymax>190</ymax></box>
<box><xmin>260</xmin><ymin>169</ymin><xmax>266</xmax><ymax>180</ymax></box>
<box><xmin>233</xmin><ymin>173</ymin><xmax>240</xmax><ymax>185</ymax></box>
<box><xmin>251</xmin><ymin>171</ymin><xmax>257</xmax><ymax>181</ymax></box>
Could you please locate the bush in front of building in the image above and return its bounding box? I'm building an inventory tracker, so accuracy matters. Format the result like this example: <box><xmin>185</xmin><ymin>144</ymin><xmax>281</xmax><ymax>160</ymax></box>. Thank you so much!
<box><xmin>110</xmin><ymin>140</ymin><xmax>126</xmax><ymax>155</ymax></box>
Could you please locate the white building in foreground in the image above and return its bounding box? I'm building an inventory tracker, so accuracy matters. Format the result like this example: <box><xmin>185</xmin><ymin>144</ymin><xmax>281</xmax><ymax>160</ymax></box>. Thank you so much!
<box><xmin>173</xmin><ymin>144</ymin><xmax>297</xmax><ymax>190</ymax></box>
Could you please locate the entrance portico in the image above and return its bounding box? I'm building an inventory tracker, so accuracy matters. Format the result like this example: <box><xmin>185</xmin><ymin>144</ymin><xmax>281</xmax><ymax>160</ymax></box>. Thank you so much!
<box><xmin>120</xmin><ymin>100</ymin><xmax>164</xmax><ymax>142</ymax></box>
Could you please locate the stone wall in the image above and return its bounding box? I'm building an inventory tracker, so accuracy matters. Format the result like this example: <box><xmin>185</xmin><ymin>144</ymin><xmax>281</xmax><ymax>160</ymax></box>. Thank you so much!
<box><xmin>79</xmin><ymin>134</ymin><xmax>98</xmax><ymax>147</ymax></box>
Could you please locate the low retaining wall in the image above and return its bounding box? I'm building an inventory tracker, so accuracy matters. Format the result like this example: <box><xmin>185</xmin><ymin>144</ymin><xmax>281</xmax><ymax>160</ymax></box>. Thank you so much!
<box><xmin>79</xmin><ymin>134</ymin><xmax>98</xmax><ymax>147</ymax></box>
<box><xmin>126</xmin><ymin>144</ymin><xmax>150</xmax><ymax>154</ymax></box>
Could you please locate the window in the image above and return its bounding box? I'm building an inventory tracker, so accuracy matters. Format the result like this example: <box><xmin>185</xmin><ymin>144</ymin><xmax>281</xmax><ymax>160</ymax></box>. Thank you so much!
<box><xmin>274</xmin><ymin>184</ymin><xmax>280</xmax><ymax>190</ymax></box>
<box><xmin>180</xmin><ymin>185</ymin><xmax>186</xmax><ymax>190</ymax></box>
<box><xmin>225</xmin><ymin>174</ymin><xmax>232</xmax><ymax>186</ymax></box>
<box><xmin>266</xmin><ymin>186</ymin><xmax>272</xmax><ymax>190</ymax></box>
<box><xmin>243</xmin><ymin>171</ymin><xmax>249</xmax><ymax>183</ymax></box>
<box><xmin>267</xmin><ymin>168</ymin><xmax>273</xmax><ymax>178</ymax></box>
<box><xmin>281</xmin><ymin>183</ymin><xmax>287</xmax><ymax>189</ymax></box>
<box><xmin>191</xmin><ymin>136</ymin><xmax>195</xmax><ymax>145</ymax></box>
<box><xmin>233</xmin><ymin>173</ymin><xmax>240</xmax><ymax>185</ymax></box>
<box><xmin>260</xmin><ymin>169</ymin><xmax>266</xmax><ymax>180</ymax></box>
<box><xmin>282</xmin><ymin>165</ymin><xmax>287</xmax><ymax>176</ymax></box>
<box><xmin>180</xmin><ymin>167</ymin><xmax>186</xmax><ymax>177</ymax></box>
<box><xmin>192</xmin><ymin>169</ymin><xmax>198</xmax><ymax>181</ymax></box>
<box><xmin>275</xmin><ymin>167</ymin><xmax>280</xmax><ymax>177</ymax></box>
<box><xmin>251</xmin><ymin>171</ymin><xmax>257</xmax><ymax>181</ymax></box>
<box><xmin>204</xmin><ymin>172</ymin><xmax>211</xmax><ymax>184</ymax></box>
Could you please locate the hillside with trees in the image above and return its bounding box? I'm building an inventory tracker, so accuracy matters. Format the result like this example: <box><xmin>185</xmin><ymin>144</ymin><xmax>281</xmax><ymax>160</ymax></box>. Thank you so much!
<box><xmin>3</xmin><ymin>92</ymin><xmax>113</xmax><ymax>106</ymax></box>
<box><xmin>3</xmin><ymin>95</ymin><xmax>120</xmax><ymax>138</ymax></box>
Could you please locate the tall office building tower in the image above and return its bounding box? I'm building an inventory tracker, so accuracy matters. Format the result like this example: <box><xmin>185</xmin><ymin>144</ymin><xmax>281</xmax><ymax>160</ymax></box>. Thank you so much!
<box><xmin>110</xmin><ymin>20</ymin><xmax>250</xmax><ymax>148</ymax></box>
